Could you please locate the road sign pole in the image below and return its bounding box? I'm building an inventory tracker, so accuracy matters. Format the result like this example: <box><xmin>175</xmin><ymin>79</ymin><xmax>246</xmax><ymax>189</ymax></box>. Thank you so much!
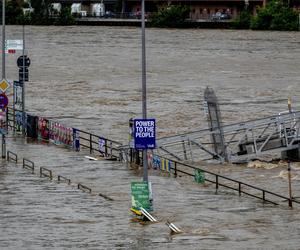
<box><xmin>22</xmin><ymin>25</ymin><xmax>25</xmax><ymax>136</ymax></box>
<box><xmin>2</xmin><ymin>0</ymin><xmax>6</xmax><ymax>159</ymax></box>
<box><xmin>141</xmin><ymin>0</ymin><xmax>148</xmax><ymax>182</ymax></box>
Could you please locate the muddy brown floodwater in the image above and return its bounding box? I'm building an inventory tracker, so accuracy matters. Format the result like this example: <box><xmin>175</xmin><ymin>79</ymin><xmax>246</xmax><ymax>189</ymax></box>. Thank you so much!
<box><xmin>0</xmin><ymin>26</ymin><xmax>300</xmax><ymax>249</ymax></box>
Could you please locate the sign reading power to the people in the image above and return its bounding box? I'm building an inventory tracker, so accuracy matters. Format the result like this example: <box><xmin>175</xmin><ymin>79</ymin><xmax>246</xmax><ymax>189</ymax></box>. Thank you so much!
<box><xmin>134</xmin><ymin>119</ymin><xmax>156</xmax><ymax>149</ymax></box>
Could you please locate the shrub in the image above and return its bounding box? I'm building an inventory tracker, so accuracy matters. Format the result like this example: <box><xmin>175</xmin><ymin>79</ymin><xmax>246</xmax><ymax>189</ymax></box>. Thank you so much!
<box><xmin>251</xmin><ymin>0</ymin><xmax>298</xmax><ymax>30</ymax></box>
<box><xmin>232</xmin><ymin>10</ymin><xmax>251</xmax><ymax>29</ymax></box>
<box><xmin>151</xmin><ymin>5</ymin><xmax>190</xmax><ymax>28</ymax></box>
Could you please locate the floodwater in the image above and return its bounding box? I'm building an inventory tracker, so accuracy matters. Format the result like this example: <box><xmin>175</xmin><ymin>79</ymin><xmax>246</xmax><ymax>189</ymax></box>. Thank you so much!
<box><xmin>1</xmin><ymin>26</ymin><xmax>300</xmax><ymax>249</ymax></box>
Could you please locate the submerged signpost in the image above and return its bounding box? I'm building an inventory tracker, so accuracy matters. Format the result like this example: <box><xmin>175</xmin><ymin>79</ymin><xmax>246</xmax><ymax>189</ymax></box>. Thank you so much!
<box><xmin>1</xmin><ymin>0</ymin><xmax>6</xmax><ymax>158</ymax></box>
<box><xmin>131</xmin><ymin>1</ymin><xmax>156</xmax><ymax>216</ymax></box>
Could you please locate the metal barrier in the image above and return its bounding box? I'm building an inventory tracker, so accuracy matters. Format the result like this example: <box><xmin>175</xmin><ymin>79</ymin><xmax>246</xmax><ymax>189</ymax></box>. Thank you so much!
<box><xmin>169</xmin><ymin>158</ymin><xmax>300</xmax><ymax>207</ymax></box>
<box><xmin>23</xmin><ymin>158</ymin><xmax>35</xmax><ymax>174</ymax></box>
<box><xmin>78</xmin><ymin>183</ymin><xmax>92</xmax><ymax>193</ymax></box>
<box><xmin>40</xmin><ymin>167</ymin><xmax>53</xmax><ymax>180</ymax></box>
<box><xmin>58</xmin><ymin>175</ymin><xmax>71</xmax><ymax>184</ymax></box>
<box><xmin>7</xmin><ymin>151</ymin><xmax>18</xmax><ymax>162</ymax></box>
<box><xmin>126</xmin><ymin>148</ymin><xmax>299</xmax><ymax>207</ymax></box>
<box><xmin>6</xmin><ymin>107</ymin><xmax>122</xmax><ymax>161</ymax></box>
<box><xmin>77</xmin><ymin>129</ymin><xmax>121</xmax><ymax>160</ymax></box>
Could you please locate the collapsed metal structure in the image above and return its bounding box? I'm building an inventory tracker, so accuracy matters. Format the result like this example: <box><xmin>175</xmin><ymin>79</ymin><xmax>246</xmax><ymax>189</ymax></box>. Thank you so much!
<box><xmin>155</xmin><ymin>88</ymin><xmax>300</xmax><ymax>163</ymax></box>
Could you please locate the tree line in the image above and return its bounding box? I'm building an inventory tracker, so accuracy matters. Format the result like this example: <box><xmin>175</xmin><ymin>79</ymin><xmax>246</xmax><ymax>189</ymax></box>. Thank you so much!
<box><xmin>1</xmin><ymin>0</ymin><xmax>299</xmax><ymax>30</ymax></box>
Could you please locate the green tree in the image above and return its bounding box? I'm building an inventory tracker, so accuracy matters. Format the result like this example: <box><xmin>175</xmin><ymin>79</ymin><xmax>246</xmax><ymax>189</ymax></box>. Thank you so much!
<box><xmin>151</xmin><ymin>5</ymin><xmax>190</xmax><ymax>28</ymax></box>
<box><xmin>0</xmin><ymin>0</ymin><xmax>23</xmax><ymax>24</ymax></box>
<box><xmin>30</xmin><ymin>0</ymin><xmax>52</xmax><ymax>24</ymax></box>
<box><xmin>251</xmin><ymin>0</ymin><xmax>298</xmax><ymax>30</ymax></box>
<box><xmin>54</xmin><ymin>7</ymin><xmax>75</xmax><ymax>26</ymax></box>
<box><xmin>232</xmin><ymin>10</ymin><xmax>251</xmax><ymax>29</ymax></box>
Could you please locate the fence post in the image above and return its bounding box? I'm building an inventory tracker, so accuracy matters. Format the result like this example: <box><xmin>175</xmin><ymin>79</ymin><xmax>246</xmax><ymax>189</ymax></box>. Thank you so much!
<box><xmin>288</xmin><ymin>161</ymin><xmax>293</xmax><ymax>208</ymax></box>
<box><xmin>89</xmin><ymin>134</ymin><xmax>92</xmax><ymax>154</ymax></box>
<box><xmin>216</xmin><ymin>175</ymin><xmax>219</xmax><ymax>192</ymax></box>
<box><xmin>174</xmin><ymin>162</ymin><xmax>177</xmax><ymax>178</ymax></box>
<box><xmin>110</xmin><ymin>141</ymin><xmax>113</xmax><ymax>158</ymax></box>
<box><xmin>182</xmin><ymin>140</ymin><xmax>187</xmax><ymax>160</ymax></box>
<box><xmin>105</xmin><ymin>139</ymin><xmax>108</xmax><ymax>157</ymax></box>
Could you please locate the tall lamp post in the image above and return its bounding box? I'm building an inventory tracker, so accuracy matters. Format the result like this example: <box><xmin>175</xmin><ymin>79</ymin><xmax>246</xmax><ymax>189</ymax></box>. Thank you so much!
<box><xmin>141</xmin><ymin>0</ymin><xmax>148</xmax><ymax>182</ymax></box>
<box><xmin>1</xmin><ymin>0</ymin><xmax>6</xmax><ymax>159</ymax></box>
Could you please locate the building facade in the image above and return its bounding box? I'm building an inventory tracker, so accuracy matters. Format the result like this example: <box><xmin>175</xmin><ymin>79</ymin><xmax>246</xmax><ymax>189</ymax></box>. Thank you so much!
<box><xmin>52</xmin><ymin>0</ymin><xmax>266</xmax><ymax>19</ymax></box>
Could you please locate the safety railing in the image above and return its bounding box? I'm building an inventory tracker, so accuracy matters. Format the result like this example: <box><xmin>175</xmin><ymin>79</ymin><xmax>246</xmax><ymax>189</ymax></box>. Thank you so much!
<box><xmin>127</xmin><ymin>148</ymin><xmax>299</xmax><ymax>207</ymax></box>
<box><xmin>6</xmin><ymin>107</ymin><xmax>122</xmax><ymax>161</ymax></box>
<box><xmin>57</xmin><ymin>175</ymin><xmax>71</xmax><ymax>184</ymax></box>
<box><xmin>172</xmin><ymin>158</ymin><xmax>300</xmax><ymax>207</ymax></box>
<box><xmin>40</xmin><ymin>167</ymin><xmax>53</xmax><ymax>180</ymax></box>
<box><xmin>76</xmin><ymin>129</ymin><xmax>121</xmax><ymax>160</ymax></box>
<box><xmin>78</xmin><ymin>183</ymin><xmax>92</xmax><ymax>193</ymax></box>
<box><xmin>7</xmin><ymin>151</ymin><xmax>18</xmax><ymax>162</ymax></box>
<box><xmin>23</xmin><ymin>158</ymin><xmax>35</xmax><ymax>174</ymax></box>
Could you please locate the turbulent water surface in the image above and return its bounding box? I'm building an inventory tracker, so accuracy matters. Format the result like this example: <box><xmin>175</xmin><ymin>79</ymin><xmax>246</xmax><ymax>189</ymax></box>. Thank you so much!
<box><xmin>0</xmin><ymin>26</ymin><xmax>300</xmax><ymax>249</ymax></box>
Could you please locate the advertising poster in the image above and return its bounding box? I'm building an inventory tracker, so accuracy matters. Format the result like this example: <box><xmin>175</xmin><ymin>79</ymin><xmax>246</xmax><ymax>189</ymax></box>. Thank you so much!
<box><xmin>37</xmin><ymin>117</ymin><xmax>49</xmax><ymax>141</ymax></box>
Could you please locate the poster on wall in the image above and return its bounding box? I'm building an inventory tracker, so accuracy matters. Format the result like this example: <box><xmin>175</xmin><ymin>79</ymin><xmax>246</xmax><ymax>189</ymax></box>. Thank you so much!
<box><xmin>73</xmin><ymin>128</ymin><xmax>80</xmax><ymax>151</ymax></box>
<box><xmin>37</xmin><ymin>117</ymin><xmax>49</xmax><ymax>141</ymax></box>
<box><xmin>49</xmin><ymin>121</ymin><xmax>73</xmax><ymax>147</ymax></box>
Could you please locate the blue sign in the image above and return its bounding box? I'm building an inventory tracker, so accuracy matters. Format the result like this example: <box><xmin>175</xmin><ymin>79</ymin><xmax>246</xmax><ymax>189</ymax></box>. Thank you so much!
<box><xmin>134</xmin><ymin>119</ymin><xmax>156</xmax><ymax>149</ymax></box>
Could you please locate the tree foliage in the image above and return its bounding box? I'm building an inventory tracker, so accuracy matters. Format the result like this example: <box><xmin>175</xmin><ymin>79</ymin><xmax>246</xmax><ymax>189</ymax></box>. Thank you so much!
<box><xmin>232</xmin><ymin>10</ymin><xmax>251</xmax><ymax>29</ymax></box>
<box><xmin>250</xmin><ymin>0</ymin><xmax>299</xmax><ymax>30</ymax></box>
<box><xmin>0</xmin><ymin>0</ymin><xmax>23</xmax><ymax>24</ymax></box>
<box><xmin>150</xmin><ymin>5</ymin><xmax>190</xmax><ymax>28</ymax></box>
<box><xmin>54</xmin><ymin>7</ymin><xmax>75</xmax><ymax>26</ymax></box>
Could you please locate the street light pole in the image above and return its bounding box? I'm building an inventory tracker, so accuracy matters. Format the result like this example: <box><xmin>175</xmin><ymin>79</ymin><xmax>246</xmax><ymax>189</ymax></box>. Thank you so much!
<box><xmin>22</xmin><ymin>25</ymin><xmax>25</xmax><ymax>136</ymax></box>
<box><xmin>1</xmin><ymin>0</ymin><xmax>6</xmax><ymax>159</ymax></box>
<box><xmin>141</xmin><ymin>0</ymin><xmax>148</xmax><ymax>182</ymax></box>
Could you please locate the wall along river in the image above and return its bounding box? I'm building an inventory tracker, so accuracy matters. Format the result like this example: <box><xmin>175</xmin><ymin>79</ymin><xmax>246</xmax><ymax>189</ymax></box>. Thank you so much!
<box><xmin>0</xmin><ymin>26</ymin><xmax>300</xmax><ymax>249</ymax></box>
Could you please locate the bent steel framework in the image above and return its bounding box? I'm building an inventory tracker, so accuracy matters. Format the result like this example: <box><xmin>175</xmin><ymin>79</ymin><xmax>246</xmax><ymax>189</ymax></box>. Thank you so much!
<box><xmin>155</xmin><ymin>110</ymin><xmax>300</xmax><ymax>163</ymax></box>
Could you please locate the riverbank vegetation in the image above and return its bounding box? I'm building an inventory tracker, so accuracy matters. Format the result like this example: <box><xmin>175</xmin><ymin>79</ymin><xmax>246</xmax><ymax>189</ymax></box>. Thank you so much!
<box><xmin>1</xmin><ymin>0</ymin><xmax>299</xmax><ymax>30</ymax></box>
<box><xmin>233</xmin><ymin>0</ymin><xmax>299</xmax><ymax>31</ymax></box>
<box><xmin>150</xmin><ymin>5</ymin><xmax>190</xmax><ymax>28</ymax></box>
<box><xmin>1</xmin><ymin>0</ymin><xmax>75</xmax><ymax>25</ymax></box>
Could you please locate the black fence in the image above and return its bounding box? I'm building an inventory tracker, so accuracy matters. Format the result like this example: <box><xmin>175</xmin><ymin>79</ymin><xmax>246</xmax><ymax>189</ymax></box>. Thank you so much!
<box><xmin>5</xmin><ymin>107</ymin><xmax>299</xmax><ymax>208</ymax></box>
<box><xmin>6</xmin><ymin>107</ymin><xmax>122</xmax><ymax>160</ymax></box>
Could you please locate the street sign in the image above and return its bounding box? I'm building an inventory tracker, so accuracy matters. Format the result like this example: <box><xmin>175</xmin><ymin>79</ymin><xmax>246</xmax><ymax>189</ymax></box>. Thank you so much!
<box><xmin>0</xmin><ymin>79</ymin><xmax>10</xmax><ymax>93</ymax></box>
<box><xmin>0</xmin><ymin>93</ymin><xmax>8</xmax><ymax>110</ymax></box>
<box><xmin>17</xmin><ymin>55</ymin><xmax>30</xmax><ymax>68</ymax></box>
<box><xmin>5</xmin><ymin>40</ymin><xmax>23</xmax><ymax>50</ymax></box>
<box><xmin>131</xmin><ymin>181</ymin><xmax>152</xmax><ymax>211</ymax></box>
<box><xmin>134</xmin><ymin>119</ymin><xmax>156</xmax><ymax>149</ymax></box>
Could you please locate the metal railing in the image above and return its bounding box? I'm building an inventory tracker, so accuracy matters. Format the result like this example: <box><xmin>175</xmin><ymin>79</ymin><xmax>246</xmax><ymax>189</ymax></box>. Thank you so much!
<box><xmin>6</xmin><ymin>107</ymin><xmax>122</xmax><ymax>160</ymax></box>
<box><xmin>7</xmin><ymin>151</ymin><xmax>18</xmax><ymax>162</ymax></box>
<box><xmin>126</xmin><ymin>148</ymin><xmax>299</xmax><ymax>207</ymax></box>
<box><xmin>23</xmin><ymin>158</ymin><xmax>35</xmax><ymax>174</ymax></box>
<box><xmin>76</xmin><ymin>129</ymin><xmax>121</xmax><ymax>160</ymax></box>
<box><xmin>58</xmin><ymin>175</ymin><xmax>71</xmax><ymax>184</ymax></box>
<box><xmin>40</xmin><ymin>167</ymin><xmax>53</xmax><ymax>180</ymax></box>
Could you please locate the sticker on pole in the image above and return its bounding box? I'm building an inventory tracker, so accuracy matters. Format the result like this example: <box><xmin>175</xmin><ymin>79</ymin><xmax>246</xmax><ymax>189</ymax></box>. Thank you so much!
<box><xmin>131</xmin><ymin>181</ymin><xmax>152</xmax><ymax>211</ymax></box>
<box><xmin>0</xmin><ymin>93</ymin><xmax>9</xmax><ymax>110</ymax></box>
<box><xmin>194</xmin><ymin>169</ymin><xmax>205</xmax><ymax>184</ymax></box>
<box><xmin>134</xmin><ymin>119</ymin><xmax>156</xmax><ymax>149</ymax></box>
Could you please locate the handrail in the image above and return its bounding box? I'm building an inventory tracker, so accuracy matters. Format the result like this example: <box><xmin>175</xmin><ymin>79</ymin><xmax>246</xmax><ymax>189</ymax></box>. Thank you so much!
<box><xmin>168</xmin><ymin>157</ymin><xmax>299</xmax><ymax>206</ymax></box>
<box><xmin>40</xmin><ymin>167</ymin><xmax>53</xmax><ymax>180</ymax></box>
<box><xmin>7</xmin><ymin>151</ymin><xmax>18</xmax><ymax>162</ymax></box>
<box><xmin>23</xmin><ymin>158</ymin><xmax>35</xmax><ymax>174</ymax></box>
<box><xmin>58</xmin><ymin>175</ymin><xmax>71</xmax><ymax>184</ymax></box>
<box><xmin>78</xmin><ymin>183</ymin><xmax>92</xmax><ymax>193</ymax></box>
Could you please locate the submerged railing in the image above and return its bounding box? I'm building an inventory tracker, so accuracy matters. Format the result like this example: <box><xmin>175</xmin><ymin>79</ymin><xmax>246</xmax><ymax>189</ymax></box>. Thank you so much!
<box><xmin>5</xmin><ymin>107</ymin><xmax>299</xmax><ymax>208</ymax></box>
